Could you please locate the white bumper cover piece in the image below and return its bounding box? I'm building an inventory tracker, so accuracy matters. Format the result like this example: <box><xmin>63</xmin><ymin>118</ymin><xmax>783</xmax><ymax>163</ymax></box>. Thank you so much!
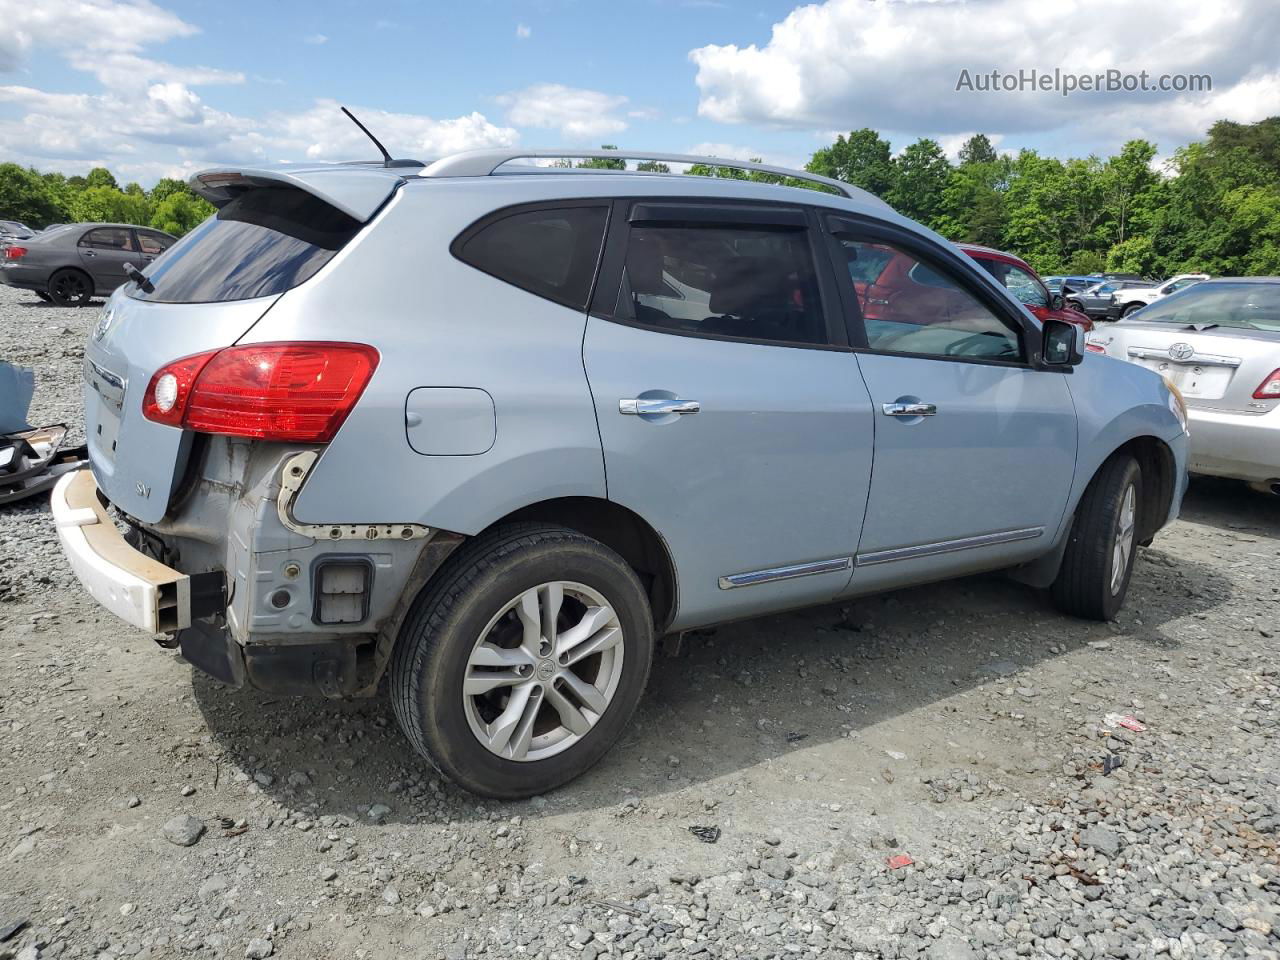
<box><xmin>51</xmin><ymin>469</ymin><xmax>190</xmax><ymax>633</ymax></box>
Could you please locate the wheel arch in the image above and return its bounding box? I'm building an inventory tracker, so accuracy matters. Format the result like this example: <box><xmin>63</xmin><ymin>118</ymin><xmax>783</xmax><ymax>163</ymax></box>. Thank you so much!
<box><xmin>47</xmin><ymin>264</ymin><xmax>95</xmax><ymax>303</ymax></box>
<box><xmin>497</xmin><ymin>496</ymin><xmax>678</xmax><ymax>633</ymax></box>
<box><xmin>1109</xmin><ymin>435</ymin><xmax>1177</xmax><ymax>546</ymax></box>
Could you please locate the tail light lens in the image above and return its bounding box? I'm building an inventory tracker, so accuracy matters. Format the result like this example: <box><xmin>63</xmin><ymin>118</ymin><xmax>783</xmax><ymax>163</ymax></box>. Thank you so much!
<box><xmin>1085</xmin><ymin>342</ymin><xmax>1106</xmax><ymax>354</ymax></box>
<box><xmin>4</xmin><ymin>246</ymin><xmax>27</xmax><ymax>259</ymax></box>
<box><xmin>1254</xmin><ymin>368</ymin><xmax>1280</xmax><ymax>399</ymax></box>
<box><xmin>142</xmin><ymin>342</ymin><xmax>379</xmax><ymax>442</ymax></box>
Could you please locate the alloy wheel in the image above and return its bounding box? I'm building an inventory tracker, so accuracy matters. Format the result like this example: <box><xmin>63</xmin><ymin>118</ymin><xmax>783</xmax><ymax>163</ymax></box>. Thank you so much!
<box><xmin>462</xmin><ymin>581</ymin><xmax>624</xmax><ymax>762</ymax></box>
<box><xmin>1111</xmin><ymin>483</ymin><xmax>1136</xmax><ymax>595</ymax></box>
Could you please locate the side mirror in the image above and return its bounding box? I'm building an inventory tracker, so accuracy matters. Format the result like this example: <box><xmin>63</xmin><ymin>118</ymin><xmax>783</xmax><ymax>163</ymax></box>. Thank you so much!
<box><xmin>1049</xmin><ymin>292</ymin><xmax>1065</xmax><ymax>310</ymax></box>
<box><xmin>1041</xmin><ymin>318</ymin><xmax>1083</xmax><ymax>367</ymax></box>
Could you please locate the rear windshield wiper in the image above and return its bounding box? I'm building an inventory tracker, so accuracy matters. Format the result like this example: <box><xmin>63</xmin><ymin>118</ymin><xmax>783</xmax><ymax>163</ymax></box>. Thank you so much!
<box><xmin>1183</xmin><ymin>322</ymin><xmax>1218</xmax><ymax>331</ymax></box>
<box><xmin>123</xmin><ymin>262</ymin><xmax>154</xmax><ymax>294</ymax></box>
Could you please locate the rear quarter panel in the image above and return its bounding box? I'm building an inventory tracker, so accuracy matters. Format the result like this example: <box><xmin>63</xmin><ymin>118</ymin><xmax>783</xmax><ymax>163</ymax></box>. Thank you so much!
<box><xmin>241</xmin><ymin>185</ymin><xmax>607</xmax><ymax>534</ymax></box>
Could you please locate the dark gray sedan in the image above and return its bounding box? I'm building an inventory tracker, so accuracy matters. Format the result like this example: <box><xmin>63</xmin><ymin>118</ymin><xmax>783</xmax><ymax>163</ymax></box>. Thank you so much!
<box><xmin>0</xmin><ymin>223</ymin><xmax>177</xmax><ymax>306</ymax></box>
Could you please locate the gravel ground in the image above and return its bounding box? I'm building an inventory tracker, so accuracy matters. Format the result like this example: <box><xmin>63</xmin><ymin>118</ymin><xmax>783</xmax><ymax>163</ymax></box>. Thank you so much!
<box><xmin>1</xmin><ymin>282</ymin><xmax>1278</xmax><ymax>960</ymax></box>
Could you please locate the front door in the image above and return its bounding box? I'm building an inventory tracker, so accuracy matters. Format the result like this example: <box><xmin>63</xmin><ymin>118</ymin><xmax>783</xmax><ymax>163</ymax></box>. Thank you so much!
<box><xmin>826</xmin><ymin>218</ymin><xmax>1077</xmax><ymax>594</ymax></box>
<box><xmin>77</xmin><ymin>226</ymin><xmax>139</xmax><ymax>292</ymax></box>
<box><xmin>583</xmin><ymin>201</ymin><xmax>874</xmax><ymax>629</ymax></box>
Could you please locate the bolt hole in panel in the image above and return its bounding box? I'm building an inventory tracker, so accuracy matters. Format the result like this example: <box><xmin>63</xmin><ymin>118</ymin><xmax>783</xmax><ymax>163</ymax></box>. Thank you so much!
<box><xmin>404</xmin><ymin>387</ymin><xmax>496</xmax><ymax>456</ymax></box>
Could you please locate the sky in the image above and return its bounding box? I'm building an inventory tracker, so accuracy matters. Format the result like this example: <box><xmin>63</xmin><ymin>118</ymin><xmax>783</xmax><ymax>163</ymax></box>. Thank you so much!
<box><xmin>0</xmin><ymin>0</ymin><xmax>1277</xmax><ymax>186</ymax></box>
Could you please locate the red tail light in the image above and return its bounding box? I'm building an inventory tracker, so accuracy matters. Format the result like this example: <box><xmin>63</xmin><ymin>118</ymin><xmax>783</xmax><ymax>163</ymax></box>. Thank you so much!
<box><xmin>1254</xmin><ymin>368</ymin><xmax>1280</xmax><ymax>400</ymax></box>
<box><xmin>142</xmin><ymin>342</ymin><xmax>379</xmax><ymax>442</ymax></box>
<box><xmin>1085</xmin><ymin>342</ymin><xmax>1106</xmax><ymax>354</ymax></box>
<box><xmin>4</xmin><ymin>246</ymin><xmax>27</xmax><ymax>259</ymax></box>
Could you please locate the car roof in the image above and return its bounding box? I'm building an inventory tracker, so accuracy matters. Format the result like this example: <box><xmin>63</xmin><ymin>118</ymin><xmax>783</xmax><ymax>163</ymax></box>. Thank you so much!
<box><xmin>955</xmin><ymin>242</ymin><xmax>1033</xmax><ymax>269</ymax></box>
<box><xmin>191</xmin><ymin>154</ymin><xmax>903</xmax><ymax>227</ymax></box>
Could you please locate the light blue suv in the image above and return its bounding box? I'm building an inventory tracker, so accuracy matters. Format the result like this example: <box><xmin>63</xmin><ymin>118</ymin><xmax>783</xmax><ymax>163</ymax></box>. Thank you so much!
<box><xmin>53</xmin><ymin>149</ymin><xmax>1189</xmax><ymax>797</ymax></box>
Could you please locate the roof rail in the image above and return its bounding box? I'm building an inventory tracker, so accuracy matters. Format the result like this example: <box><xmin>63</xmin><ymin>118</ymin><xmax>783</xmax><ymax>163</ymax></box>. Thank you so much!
<box><xmin>418</xmin><ymin>149</ymin><xmax>860</xmax><ymax>199</ymax></box>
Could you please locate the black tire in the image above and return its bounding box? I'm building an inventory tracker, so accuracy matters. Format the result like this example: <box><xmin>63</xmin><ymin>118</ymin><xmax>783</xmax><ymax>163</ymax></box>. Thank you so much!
<box><xmin>1121</xmin><ymin>302</ymin><xmax>1144</xmax><ymax>317</ymax></box>
<box><xmin>34</xmin><ymin>291</ymin><xmax>52</xmax><ymax>303</ymax></box>
<box><xmin>1067</xmin><ymin>300</ymin><xmax>1085</xmax><ymax>313</ymax></box>
<box><xmin>47</xmin><ymin>268</ymin><xmax>93</xmax><ymax>307</ymax></box>
<box><xmin>1051</xmin><ymin>455</ymin><xmax>1142</xmax><ymax>621</ymax></box>
<box><xmin>390</xmin><ymin>523</ymin><xmax>654</xmax><ymax>798</ymax></box>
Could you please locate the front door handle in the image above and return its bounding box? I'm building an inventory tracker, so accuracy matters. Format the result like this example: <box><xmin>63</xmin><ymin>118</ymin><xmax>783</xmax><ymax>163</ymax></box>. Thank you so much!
<box><xmin>619</xmin><ymin>398</ymin><xmax>700</xmax><ymax>416</ymax></box>
<box><xmin>881</xmin><ymin>402</ymin><xmax>936</xmax><ymax>417</ymax></box>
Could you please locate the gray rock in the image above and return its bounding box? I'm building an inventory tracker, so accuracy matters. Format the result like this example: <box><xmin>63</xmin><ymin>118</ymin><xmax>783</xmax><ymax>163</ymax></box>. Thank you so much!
<box><xmin>927</xmin><ymin>937</ymin><xmax>978</xmax><ymax>960</ymax></box>
<box><xmin>244</xmin><ymin>938</ymin><xmax>273</xmax><ymax>959</ymax></box>
<box><xmin>1078</xmin><ymin>826</ymin><xmax>1121</xmax><ymax>859</ymax></box>
<box><xmin>161</xmin><ymin>815</ymin><xmax>205</xmax><ymax>847</ymax></box>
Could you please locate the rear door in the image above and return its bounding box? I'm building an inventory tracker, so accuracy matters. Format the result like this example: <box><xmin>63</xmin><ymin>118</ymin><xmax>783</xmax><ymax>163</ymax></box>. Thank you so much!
<box><xmin>77</xmin><ymin>227</ymin><xmax>138</xmax><ymax>292</ymax></box>
<box><xmin>824</xmin><ymin>216</ymin><xmax>1077</xmax><ymax>594</ymax></box>
<box><xmin>583</xmin><ymin>200</ymin><xmax>874</xmax><ymax>629</ymax></box>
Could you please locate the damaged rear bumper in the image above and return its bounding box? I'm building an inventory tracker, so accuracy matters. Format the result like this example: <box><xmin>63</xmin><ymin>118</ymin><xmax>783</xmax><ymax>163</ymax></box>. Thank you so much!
<box><xmin>52</xmin><ymin>469</ymin><xmax>203</xmax><ymax>632</ymax></box>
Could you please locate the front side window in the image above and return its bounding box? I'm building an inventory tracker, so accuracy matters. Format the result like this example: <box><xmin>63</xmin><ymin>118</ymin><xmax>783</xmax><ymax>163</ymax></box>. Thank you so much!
<box><xmin>836</xmin><ymin>236</ymin><xmax>1022</xmax><ymax>361</ymax></box>
<box><xmin>136</xmin><ymin>232</ymin><xmax>174</xmax><ymax>255</ymax></box>
<box><xmin>456</xmin><ymin>205</ymin><xmax>608</xmax><ymax>311</ymax></box>
<box><xmin>1003</xmin><ymin>264</ymin><xmax>1049</xmax><ymax>308</ymax></box>
<box><xmin>618</xmin><ymin>223</ymin><xmax>827</xmax><ymax>346</ymax></box>
<box><xmin>80</xmin><ymin>227</ymin><xmax>136</xmax><ymax>251</ymax></box>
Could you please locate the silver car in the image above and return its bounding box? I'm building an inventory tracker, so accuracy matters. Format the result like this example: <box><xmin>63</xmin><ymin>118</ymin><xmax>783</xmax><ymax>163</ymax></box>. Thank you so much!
<box><xmin>52</xmin><ymin>149</ymin><xmax>1189</xmax><ymax>797</ymax></box>
<box><xmin>0</xmin><ymin>222</ymin><xmax>177</xmax><ymax>306</ymax></box>
<box><xmin>1088</xmin><ymin>278</ymin><xmax>1280</xmax><ymax>493</ymax></box>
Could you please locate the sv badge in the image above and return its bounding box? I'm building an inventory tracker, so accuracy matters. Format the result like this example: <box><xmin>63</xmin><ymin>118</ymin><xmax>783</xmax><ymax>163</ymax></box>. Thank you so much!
<box><xmin>135</xmin><ymin>481</ymin><xmax>151</xmax><ymax>499</ymax></box>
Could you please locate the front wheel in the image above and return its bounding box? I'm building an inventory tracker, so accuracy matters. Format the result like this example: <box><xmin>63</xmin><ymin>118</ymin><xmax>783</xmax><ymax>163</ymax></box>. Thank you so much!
<box><xmin>1051</xmin><ymin>455</ymin><xmax>1141</xmax><ymax>620</ymax></box>
<box><xmin>1121</xmin><ymin>302</ymin><xmax>1144</xmax><ymax>317</ymax></box>
<box><xmin>390</xmin><ymin>523</ymin><xmax>654</xmax><ymax>798</ymax></box>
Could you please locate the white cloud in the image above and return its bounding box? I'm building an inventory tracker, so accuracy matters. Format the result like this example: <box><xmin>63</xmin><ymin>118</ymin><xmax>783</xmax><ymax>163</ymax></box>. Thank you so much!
<box><xmin>685</xmin><ymin>142</ymin><xmax>807</xmax><ymax>170</ymax></box>
<box><xmin>303</xmin><ymin>33</ymin><xmax>328</xmax><ymax>45</ymax></box>
<box><xmin>690</xmin><ymin>0</ymin><xmax>1280</xmax><ymax>149</ymax></box>
<box><xmin>244</xmin><ymin>100</ymin><xmax>518</xmax><ymax>163</ymax></box>
<box><xmin>498</xmin><ymin>83</ymin><xmax>629</xmax><ymax>141</ymax></box>
<box><xmin>0</xmin><ymin>0</ymin><xmax>197</xmax><ymax>72</ymax></box>
<box><xmin>0</xmin><ymin>0</ymin><xmax>519</xmax><ymax>180</ymax></box>
<box><xmin>516</xmin><ymin>23</ymin><xmax>532</xmax><ymax>39</ymax></box>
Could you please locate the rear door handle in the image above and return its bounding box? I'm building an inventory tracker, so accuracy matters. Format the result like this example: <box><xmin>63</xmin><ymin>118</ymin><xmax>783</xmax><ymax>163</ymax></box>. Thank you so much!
<box><xmin>881</xmin><ymin>402</ymin><xmax>936</xmax><ymax>417</ymax></box>
<box><xmin>619</xmin><ymin>398</ymin><xmax>700</xmax><ymax>416</ymax></box>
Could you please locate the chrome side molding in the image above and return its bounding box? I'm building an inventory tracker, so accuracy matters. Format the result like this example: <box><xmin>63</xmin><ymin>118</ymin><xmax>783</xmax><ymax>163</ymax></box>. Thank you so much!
<box><xmin>718</xmin><ymin>556</ymin><xmax>852</xmax><ymax>590</ymax></box>
<box><xmin>856</xmin><ymin>526</ymin><xmax>1044</xmax><ymax>566</ymax></box>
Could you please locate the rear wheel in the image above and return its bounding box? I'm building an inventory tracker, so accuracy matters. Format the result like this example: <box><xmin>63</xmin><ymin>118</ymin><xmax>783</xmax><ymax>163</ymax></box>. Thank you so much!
<box><xmin>1121</xmin><ymin>302</ymin><xmax>1144</xmax><ymax>317</ymax></box>
<box><xmin>390</xmin><ymin>523</ymin><xmax>654</xmax><ymax>798</ymax></box>
<box><xmin>47</xmin><ymin>268</ymin><xmax>92</xmax><ymax>307</ymax></box>
<box><xmin>1051</xmin><ymin>455</ymin><xmax>1141</xmax><ymax>621</ymax></box>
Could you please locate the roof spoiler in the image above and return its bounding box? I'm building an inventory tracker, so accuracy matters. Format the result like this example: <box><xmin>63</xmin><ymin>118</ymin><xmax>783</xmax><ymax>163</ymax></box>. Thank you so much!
<box><xmin>189</xmin><ymin>166</ymin><xmax>404</xmax><ymax>222</ymax></box>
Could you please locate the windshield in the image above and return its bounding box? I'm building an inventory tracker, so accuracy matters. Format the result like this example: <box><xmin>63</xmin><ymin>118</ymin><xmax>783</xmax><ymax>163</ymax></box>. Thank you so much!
<box><xmin>130</xmin><ymin>185</ymin><xmax>362</xmax><ymax>304</ymax></box>
<box><xmin>1128</xmin><ymin>282</ymin><xmax>1280</xmax><ymax>332</ymax></box>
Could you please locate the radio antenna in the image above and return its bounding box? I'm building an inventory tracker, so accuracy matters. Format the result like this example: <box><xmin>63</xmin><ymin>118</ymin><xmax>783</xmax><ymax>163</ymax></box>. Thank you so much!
<box><xmin>340</xmin><ymin>105</ymin><xmax>394</xmax><ymax>164</ymax></box>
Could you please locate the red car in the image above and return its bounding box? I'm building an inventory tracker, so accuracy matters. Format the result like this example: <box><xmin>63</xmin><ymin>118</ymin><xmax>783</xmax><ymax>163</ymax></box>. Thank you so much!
<box><xmin>958</xmin><ymin>244</ymin><xmax>1093</xmax><ymax>331</ymax></box>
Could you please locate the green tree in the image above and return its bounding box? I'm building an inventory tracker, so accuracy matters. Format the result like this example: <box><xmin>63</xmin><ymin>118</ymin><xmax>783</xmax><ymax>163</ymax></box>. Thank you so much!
<box><xmin>150</xmin><ymin>192</ymin><xmax>214</xmax><ymax>236</ymax></box>
<box><xmin>887</xmin><ymin>138</ymin><xmax>952</xmax><ymax>230</ymax></box>
<box><xmin>577</xmin><ymin>145</ymin><xmax>626</xmax><ymax>170</ymax></box>
<box><xmin>636</xmin><ymin>160</ymin><xmax>670</xmax><ymax>173</ymax></box>
<box><xmin>807</xmin><ymin>129</ymin><xmax>895</xmax><ymax>197</ymax></box>
<box><xmin>85</xmin><ymin>167</ymin><xmax>119</xmax><ymax>190</ymax></box>
<box><xmin>148</xmin><ymin>177</ymin><xmax>191</xmax><ymax>205</ymax></box>
<box><xmin>0</xmin><ymin>163</ymin><xmax>65</xmax><ymax>227</ymax></box>
<box><xmin>958</xmin><ymin>134</ymin><xmax>998</xmax><ymax>167</ymax></box>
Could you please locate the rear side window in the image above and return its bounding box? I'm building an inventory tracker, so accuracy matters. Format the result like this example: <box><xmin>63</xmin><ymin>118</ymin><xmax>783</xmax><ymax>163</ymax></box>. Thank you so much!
<box><xmin>454</xmin><ymin>205</ymin><xmax>608</xmax><ymax>311</ymax></box>
<box><xmin>618</xmin><ymin>224</ymin><xmax>827</xmax><ymax>346</ymax></box>
<box><xmin>80</xmin><ymin>227</ymin><xmax>136</xmax><ymax>251</ymax></box>
<box><xmin>131</xmin><ymin>186</ymin><xmax>361</xmax><ymax>304</ymax></box>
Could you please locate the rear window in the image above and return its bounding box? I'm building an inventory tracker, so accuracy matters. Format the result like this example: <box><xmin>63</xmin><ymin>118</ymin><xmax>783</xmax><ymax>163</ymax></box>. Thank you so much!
<box><xmin>454</xmin><ymin>205</ymin><xmax>609</xmax><ymax>311</ymax></box>
<box><xmin>130</xmin><ymin>186</ymin><xmax>361</xmax><ymax>304</ymax></box>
